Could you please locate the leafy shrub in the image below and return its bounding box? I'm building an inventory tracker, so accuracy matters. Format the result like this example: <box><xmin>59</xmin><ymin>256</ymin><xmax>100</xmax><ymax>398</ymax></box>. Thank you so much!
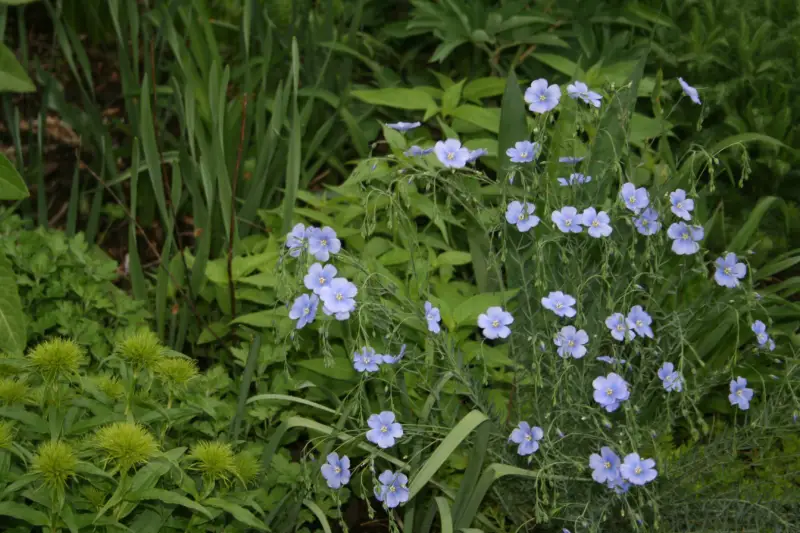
<box><xmin>0</xmin><ymin>212</ymin><xmax>149</xmax><ymax>358</ymax></box>
<box><xmin>0</xmin><ymin>332</ymin><xmax>347</xmax><ymax>532</ymax></box>
<box><xmin>232</xmin><ymin>67</ymin><xmax>799</xmax><ymax>531</ymax></box>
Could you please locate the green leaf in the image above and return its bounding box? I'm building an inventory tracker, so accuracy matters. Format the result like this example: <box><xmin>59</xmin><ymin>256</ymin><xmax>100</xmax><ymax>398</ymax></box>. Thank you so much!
<box><xmin>434</xmin><ymin>497</ymin><xmax>454</xmax><ymax>533</ymax></box>
<box><xmin>295</xmin><ymin>358</ymin><xmax>358</xmax><ymax>381</ymax></box>
<box><xmin>246</xmin><ymin>393</ymin><xmax>337</xmax><ymax>414</ymax></box>
<box><xmin>127</xmin><ymin>489</ymin><xmax>214</xmax><ymax>519</ymax></box>
<box><xmin>0</xmin><ymin>252</ymin><xmax>26</xmax><ymax>355</ymax></box>
<box><xmin>0</xmin><ymin>502</ymin><xmax>49</xmax><ymax>526</ymax></box>
<box><xmin>442</xmin><ymin>80</ymin><xmax>465</xmax><ymax>116</ymax></box>
<box><xmin>204</xmin><ymin>497</ymin><xmax>267</xmax><ymax>531</ymax></box>
<box><xmin>453</xmin><ymin>290</ymin><xmax>520</xmax><ymax>326</ymax></box>
<box><xmin>408</xmin><ymin>411</ymin><xmax>488</xmax><ymax>498</ymax></box>
<box><xmin>0</xmin><ymin>152</ymin><xmax>29</xmax><ymax>200</ymax></box>
<box><xmin>709</xmin><ymin>133</ymin><xmax>793</xmax><ymax>155</ymax></box>
<box><xmin>303</xmin><ymin>500</ymin><xmax>333</xmax><ymax>533</ymax></box>
<box><xmin>437</xmin><ymin>251</ymin><xmax>472</xmax><ymax>266</ymax></box>
<box><xmin>462</xmin><ymin>77</ymin><xmax>507</xmax><ymax>101</ymax></box>
<box><xmin>450</xmin><ymin>105</ymin><xmax>500</xmax><ymax>133</ymax></box>
<box><xmin>728</xmin><ymin>196</ymin><xmax>781</xmax><ymax>253</ymax></box>
<box><xmin>0</xmin><ymin>42</ymin><xmax>35</xmax><ymax>93</ymax></box>
<box><xmin>532</xmin><ymin>53</ymin><xmax>584</xmax><ymax>78</ymax></box>
<box><xmin>352</xmin><ymin>88</ymin><xmax>437</xmax><ymax>110</ymax></box>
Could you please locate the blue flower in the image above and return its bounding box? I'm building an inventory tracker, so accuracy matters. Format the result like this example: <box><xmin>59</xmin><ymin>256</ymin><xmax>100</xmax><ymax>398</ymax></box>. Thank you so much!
<box><xmin>567</xmin><ymin>81</ymin><xmax>602</xmax><ymax>108</ymax></box>
<box><xmin>386</xmin><ymin>121</ymin><xmax>421</xmax><ymax>132</ymax></box>
<box><xmin>714</xmin><ymin>253</ymin><xmax>746</xmax><ymax>288</ymax></box>
<box><xmin>551</xmin><ymin>206</ymin><xmax>583</xmax><ymax>234</ymax></box>
<box><xmin>508</xmin><ymin>421</ymin><xmax>543</xmax><ymax>456</ymax></box>
<box><xmin>304</xmin><ymin>263</ymin><xmax>338</xmax><ymax>295</ymax></box>
<box><xmin>478</xmin><ymin>306</ymin><xmax>514</xmax><ymax>339</ymax></box>
<box><xmin>607</xmin><ymin>477</ymin><xmax>631</xmax><ymax>494</ymax></box>
<box><xmin>669</xmin><ymin>189</ymin><xmax>694</xmax><ymax>220</ymax></box>
<box><xmin>319</xmin><ymin>278</ymin><xmax>357</xmax><ymax>320</ymax></box>
<box><xmin>605</xmin><ymin>313</ymin><xmax>635</xmax><ymax>342</ymax></box>
<box><xmin>374</xmin><ymin>470</ymin><xmax>409</xmax><ymax>508</ymax></box>
<box><xmin>678</xmin><ymin>77</ymin><xmax>701</xmax><ymax>105</ymax></box>
<box><xmin>424</xmin><ymin>301</ymin><xmax>441</xmax><ymax>334</ymax></box>
<box><xmin>633</xmin><ymin>207</ymin><xmax>661</xmax><ymax>235</ymax></box>
<box><xmin>559</xmin><ymin>156</ymin><xmax>584</xmax><ymax>164</ymax></box>
<box><xmin>626</xmin><ymin>306</ymin><xmax>654</xmax><ymax>339</ymax></box>
<box><xmin>597</xmin><ymin>355</ymin><xmax>626</xmax><ymax>365</ymax></box>
<box><xmin>589</xmin><ymin>447</ymin><xmax>621</xmax><ymax>483</ymax></box>
<box><xmin>620</xmin><ymin>183</ymin><xmax>649</xmax><ymax>214</ymax></box>
<box><xmin>524</xmin><ymin>78</ymin><xmax>561</xmax><ymax>113</ymax></box>
<box><xmin>541</xmin><ymin>291</ymin><xmax>577</xmax><ymax>318</ymax></box>
<box><xmin>467</xmin><ymin>148</ymin><xmax>488</xmax><ymax>163</ymax></box>
<box><xmin>288</xmin><ymin>294</ymin><xmax>319</xmax><ymax>329</ymax></box>
<box><xmin>729</xmin><ymin>377</ymin><xmax>754</xmax><ymax>410</ymax></box>
<box><xmin>555</xmin><ymin>326</ymin><xmax>589</xmax><ymax>359</ymax></box>
<box><xmin>506</xmin><ymin>141</ymin><xmax>540</xmax><ymax>163</ymax></box>
<box><xmin>382</xmin><ymin>344</ymin><xmax>407</xmax><ymax>365</ymax></box>
<box><xmin>581</xmin><ymin>207</ymin><xmax>612</xmax><ymax>238</ymax></box>
<box><xmin>557</xmin><ymin>173</ymin><xmax>592</xmax><ymax>187</ymax></box>
<box><xmin>434</xmin><ymin>139</ymin><xmax>470</xmax><ymax>168</ymax></box>
<box><xmin>285</xmin><ymin>223</ymin><xmax>310</xmax><ymax>257</ymax></box>
<box><xmin>353</xmin><ymin>347</ymin><xmax>381</xmax><ymax>373</ymax></box>
<box><xmin>366</xmin><ymin>411</ymin><xmax>403</xmax><ymax>449</ymax></box>
<box><xmin>308</xmin><ymin>226</ymin><xmax>341</xmax><ymax>262</ymax></box>
<box><xmin>658</xmin><ymin>362</ymin><xmax>683</xmax><ymax>392</ymax></box>
<box><xmin>505</xmin><ymin>201</ymin><xmax>540</xmax><ymax>232</ymax></box>
<box><xmin>667</xmin><ymin>222</ymin><xmax>704</xmax><ymax>255</ymax></box>
<box><xmin>320</xmin><ymin>453</ymin><xmax>350</xmax><ymax>489</ymax></box>
<box><xmin>405</xmin><ymin>145</ymin><xmax>434</xmax><ymax>157</ymax></box>
<box><xmin>592</xmin><ymin>373</ymin><xmax>630</xmax><ymax>412</ymax></box>
<box><xmin>751</xmin><ymin>320</ymin><xmax>774</xmax><ymax>350</ymax></box>
<box><xmin>620</xmin><ymin>453</ymin><xmax>657</xmax><ymax>485</ymax></box>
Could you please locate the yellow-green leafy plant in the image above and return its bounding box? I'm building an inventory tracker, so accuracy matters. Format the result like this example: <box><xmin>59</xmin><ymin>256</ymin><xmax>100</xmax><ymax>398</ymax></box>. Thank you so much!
<box><xmin>115</xmin><ymin>329</ymin><xmax>165</xmax><ymax>372</ymax></box>
<box><xmin>94</xmin><ymin>421</ymin><xmax>158</xmax><ymax>473</ymax></box>
<box><xmin>26</xmin><ymin>338</ymin><xmax>84</xmax><ymax>383</ymax></box>
<box><xmin>0</xmin><ymin>421</ymin><xmax>14</xmax><ymax>449</ymax></box>
<box><xmin>188</xmin><ymin>441</ymin><xmax>237</xmax><ymax>486</ymax></box>
<box><xmin>31</xmin><ymin>440</ymin><xmax>78</xmax><ymax>495</ymax></box>
<box><xmin>0</xmin><ymin>377</ymin><xmax>29</xmax><ymax>404</ymax></box>
<box><xmin>233</xmin><ymin>451</ymin><xmax>261</xmax><ymax>487</ymax></box>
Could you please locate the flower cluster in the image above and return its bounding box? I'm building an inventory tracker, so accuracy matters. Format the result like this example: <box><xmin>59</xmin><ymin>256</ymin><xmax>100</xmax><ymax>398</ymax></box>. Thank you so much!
<box><xmin>285</xmin><ymin>223</ymin><xmax>341</xmax><ymax>261</ymax></box>
<box><xmin>605</xmin><ymin>306</ymin><xmax>654</xmax><ymax>342</ymax></box>
<box><xmin>751</xmin><ymin>320</ymin><xmax>776</xmax><ymax>351</ymax></box>
<box><xmin>353</xmin><ymin>345</ymin><xmax>406</xmax><ymax>373</ymax></box>
<box><xmin>590</xmin><ymin>448</ymin><xmax>657</xmax><ymax>492</ymax></box>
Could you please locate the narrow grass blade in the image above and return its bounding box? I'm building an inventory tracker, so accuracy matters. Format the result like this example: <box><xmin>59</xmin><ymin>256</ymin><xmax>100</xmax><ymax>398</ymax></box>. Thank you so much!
<box><xmin>280</xmin><ymin>38</ymin><xmax>301</xmax><ymax>236</ymax></box>
<box><xmin>230</xmin><ymin>334</ymin><xmax>261</xmax><ymax>442</ymax></box>
<box><xmin>408</xmin><ymin>410</ymin><xmax>489</xmax><ymax>499</ymax></box>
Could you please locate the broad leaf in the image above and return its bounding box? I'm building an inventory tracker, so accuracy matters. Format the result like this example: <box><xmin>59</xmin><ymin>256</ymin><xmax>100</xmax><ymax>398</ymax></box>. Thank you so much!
<box><xmin>0</xmin><ymin>153</ymin><xmax>29</xmax><ymax>200</ymax></box>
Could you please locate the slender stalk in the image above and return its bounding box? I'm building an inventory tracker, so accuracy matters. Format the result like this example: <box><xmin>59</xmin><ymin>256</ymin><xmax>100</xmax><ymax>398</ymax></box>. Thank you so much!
<box><xmin>227</xmin><ymin>94</ymin><xmax>249</xmax><ymax>324</ymax></box>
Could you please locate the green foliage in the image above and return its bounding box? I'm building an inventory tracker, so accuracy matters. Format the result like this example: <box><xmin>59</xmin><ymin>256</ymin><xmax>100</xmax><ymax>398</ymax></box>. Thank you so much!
<box><xmin>0</xmin><ymin>213</ymin><xmax>149</xmax><ymax>358</ymax></box>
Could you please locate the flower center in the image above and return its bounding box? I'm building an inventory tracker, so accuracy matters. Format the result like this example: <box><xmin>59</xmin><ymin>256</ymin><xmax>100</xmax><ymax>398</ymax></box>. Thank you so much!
<box><xmin>303</xmin><ymin>307</ymin><xmax>310</xmax><ymax>315</ymax></box>
<box><xmin>628</xmin><ymin>196</ymin><xmax>635</xmax><ymax>204</ymax></box>
<box><xmin>604</xmin><ymin>461</ymin><xmax>611</xmax><ymax>469</ymax></box>
<box><xmin>539</xmin><ymin>94</ymin><xmax>547</xmax><ymax>101</ymax></box>
<box><xmin>616</xmin><ymin>324</ymin><xmax>624</xmax><ymax>331</ymax></box>
<box><xmin>606</xmin><ymin>388</ymin><xmax>614</xmax><ymax>396</ymax></box>
<box><xmin>335</xmin><ymin>293</ymin><xmax>343</xmax><ymax>301</ymax></box>
<box><xmin>634</xmin><ymin>466</ymin><xmax>642</xmax><ymax>475</ymax></box>
<box><xmin>491</xmin><ymin>320</ymin><xmax>500</xmax><ymax>328</ymax></box>
<box><xmin>724</xmin><ymin>267</ymin><xmax>731</xmax><ymax>275</ymax></box>
<box><xmin>389</xmin><ymin>486</ymin><xmax>396</xmax><ymax>492</ymax></box>
<box><xmin>758</xmin><ymin>334</ymin><xmax>766</xmax><ymax>342</ymax></box>
<box><xmin>564</xmin><ymin>219</ymin><xmax>572</xmax><ymax>226</ymax></box>
<box><xmin>320</xmin><ymin>239</ymin><xmax>327</xmax><ymax>246</ymax></box>
<box><xmin>736</xmin><ymin>390</ymin><xmax>742</xmax><ymax>396</ymax></box>
<box><xmin>334</xmin><ymin>467</ymin><xmax>341</xmax><ymax>473</ymax></box>
<box><xmin>636</xmin><ymin>320</ymin><xmax>643</xmax><ymax>327</ymax></box>
<box><xmin>592</xmin><ymin>220</ymin><xmax>599</xmax><ymax>227</ymax></box>
<box><xmin>641</xmin><ymin>220</ymin><xmax>648</xmax><ymax>227</ymax></box>
<box><xmin>380</xmin><ymin>425</ymin><xmax>388</xmax><ymax>433</ymax></box>
<box><xmin>568</xmin><ymin>340</ymin><xmax>575</xmax><ymax>347</ymax></box>
<box><xmin>518</xmin><ymin>213</ymin><xmax>526</xmax><ymax>221</ymax></box>
<box><xmin>520</xmin><ymin>152</ymin><xmax>528</xmax><ymax>158</ymax></box>
<box><xmin>447</xmin><ymin>152</ymin><xmax>455</xmax><ymax>160</ymax></box>
<box><xmin>681</xmin><ymin>233</ymin><xmax>689</xmax><ymax>240</ymax></box>
<box><xmin>555</xmin><ymin>303</ymin><xmax>563</xmax><ymax>309</ymax></box>
<box><xmin>677</xmin><ymin>202</ymin><xmax>682</xmax><ymax>209</ymax></box>
<box><xmin>319</xmin><ymin>277</ymin><xmax>326</xmax><ymax>285</ymax></box>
